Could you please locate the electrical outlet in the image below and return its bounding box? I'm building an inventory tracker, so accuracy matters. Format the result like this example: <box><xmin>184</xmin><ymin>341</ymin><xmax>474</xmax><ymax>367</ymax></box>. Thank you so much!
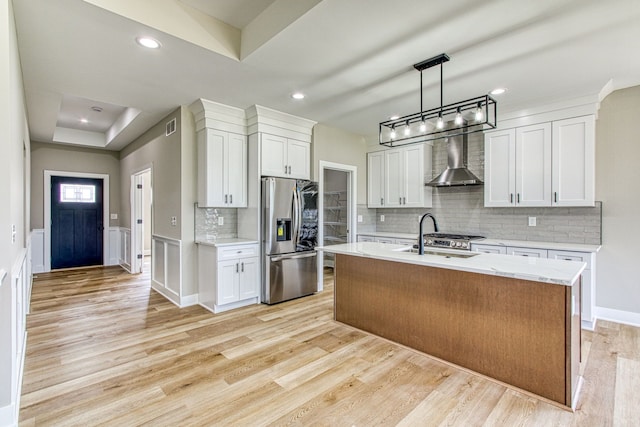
<box><xmin>218</xmin><ymin>216</ymin><xmax>224</xmax><ymax>226</ymax></box>
<box><xmin>528</xmin><ymin>216</ymin><xmax>537</xmax><ymax>227</ymax></box>
<box><xmin>357</xmin><ymin>215</ymin><xmax>363</xmax><ymax>223</ymax></box>
<box><xmin>380</xmin><ymin>215</ymin><xmax>385</xmax><ymax>222</ymax></box>
<box><xmin>170</xmin><ymin>216</ymin><xmax>177</xmax><ymax>226</ymax></box>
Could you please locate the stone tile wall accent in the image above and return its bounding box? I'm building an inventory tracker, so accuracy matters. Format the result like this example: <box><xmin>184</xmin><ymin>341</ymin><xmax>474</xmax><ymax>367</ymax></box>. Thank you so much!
<box><xmin>195</xmin><ymin>207</ymin><xmax>238</xmax><ymax>241</ymax></box>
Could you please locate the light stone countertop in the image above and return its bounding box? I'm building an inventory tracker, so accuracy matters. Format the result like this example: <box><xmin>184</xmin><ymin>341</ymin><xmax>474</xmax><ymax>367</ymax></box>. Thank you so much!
<box><xmin>476</xmin><ymin>238</ymin><xmax>601</xmax><ymax>253</ymax></box>
<box><xmin>357</xmin><ymin>232</ymin><xmax>601</xmax><ymax>253</ymax></box>
<box><xmin>196</xmin><ymin>238</ymin><xmax>258</xmax><ymax>247</ymax></box>
<box><xmin>318</xmin><ymin>242</ymin><xmax>585</xmax><ymax>286</ymax></box>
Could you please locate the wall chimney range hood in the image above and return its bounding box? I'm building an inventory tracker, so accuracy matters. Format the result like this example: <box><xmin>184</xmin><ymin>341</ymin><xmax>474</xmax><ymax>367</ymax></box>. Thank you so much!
<box><xmin>426</xmin><ymin>129</ymin><xmax>483</xmax><ymax>187</ymax></box>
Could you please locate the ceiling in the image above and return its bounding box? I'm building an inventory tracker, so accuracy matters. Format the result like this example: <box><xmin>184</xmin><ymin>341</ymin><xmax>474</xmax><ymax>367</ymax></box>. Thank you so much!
<box><xmin>12</xmin><ymin>0</ymin><xmax>640</xmax><ymax>151</ymax></box>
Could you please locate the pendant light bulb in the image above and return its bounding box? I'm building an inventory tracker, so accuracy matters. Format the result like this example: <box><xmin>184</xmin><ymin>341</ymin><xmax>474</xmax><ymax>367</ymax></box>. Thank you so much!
<box><xmin>475</xmin><ymin>103</ymin><xmax>484</xmax><ymax>121</ymax></box>
<box><xmin>419</xmin><ymin>118</ymin><xmax>427</xmax><ymax>133</ymax></box>
<box><xmin>390</xmin><ymin>125</ymin><xmax>396</xmax><ymax>140</ymax></box>
<box><xmin>404</xmin><ymin>121</ymin><xmax>411</xmax><ymax>136</ymax></box>
<box><xmin>454</xmin><ymin>108</ymin><xmax>463</xmax><ymax>125</ymax></box>
<box><xmin>436</xmin><ymin>113</ymin><xmax>444</xmax><ymax>129</ymax></box>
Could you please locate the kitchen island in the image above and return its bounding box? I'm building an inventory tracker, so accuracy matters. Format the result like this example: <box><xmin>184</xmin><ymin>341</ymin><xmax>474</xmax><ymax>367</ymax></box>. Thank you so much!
<box><xmin>318</xmin><ymin>242</ymin><xmax>585</xmax><ymax>409</ymax></box>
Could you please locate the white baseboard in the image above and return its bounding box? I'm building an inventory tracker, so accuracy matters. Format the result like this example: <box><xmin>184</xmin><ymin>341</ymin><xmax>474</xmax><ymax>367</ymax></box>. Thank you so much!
<box><xmin>595</xmin><ymin>306</ymin><xmax>640</xmax><ymax>328</ymax></box>
<box><xmin>0</xmin><ymin>403</ymin><xmax>17</xmax><ymax>427</ymax></box>
<box><xmin>151</xmin><ymin>281</ymin><xmax>197</xmax><ymax>308</ymax></box>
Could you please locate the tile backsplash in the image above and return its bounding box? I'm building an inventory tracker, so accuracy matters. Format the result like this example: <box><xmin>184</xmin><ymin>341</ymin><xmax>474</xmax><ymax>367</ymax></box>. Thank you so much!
<box><xmin>195</xmin><ymin>207</ymin><xmax>238</xmax><ymax>241</ymax></box>
<box><xmin>368</xmin><ymin>134</ymin><xmax>602</xmax><ymax>245</ymax></box>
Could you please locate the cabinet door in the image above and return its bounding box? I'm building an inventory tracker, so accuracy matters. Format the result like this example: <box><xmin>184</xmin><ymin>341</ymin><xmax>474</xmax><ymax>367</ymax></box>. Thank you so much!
<box><xmin>287</xmin><ymin>139</ymin><xmax>310</xmax><ymax>179</ymax></box>
<box><xmin>367</xmin><ymin>152</ymin><xmax>385</xmax><ymax>207</ymax></box>
<box><xmin>199</xmin><ymin>129</ymin><xmax>226</xmax><ymax>207</ymax></box>
<box><xmin>238</xmin><ymin>257</ymin><xmax>259</xmax><ymax>300</ymax></box>
<box><xmin>357</xmin><ymin>235</ymin><xmax>375</xmax><ymax>242</ymax></box>
<box><xmin>471</xmin><ymin>244</ymin><xmax>507</xmax><ymax>254</ymax></box>
<box><xmin>484</xmin><ymin>130</ymin><xmax>516</xmax><ymax>207</ymax></box>
<box><xmin>402</xmin><ymin>145</ymin><xmax>424</xmax><ymax>207</ymax></box>
<box><xmin>227</xmin><ymin>133</ymin><xmax>247</xmax><ymax>207</ymax></box>
<box><xmin>217</xmin><ymin>260</ymin><xmax>239</xmax><ymax>305</ymax></box>
<box><xmin>261</xmin><ymin>134</ymin><xmax>287</xmax><ymax>177</ymax></box>
<box><xmin>516</xmin><ymin>123</ymin><xmax>551</xmax><ymax>206</ymax></box>
<box><xmin>552</xmin><ymin>116</ymin><xmax>595</xmax><ymax>207</ymax></box>
<box><xmin>384</xmin><ymin>149</ymin><xmax>403</xmax><ymax>207</ymax></box>
<box><xmin>506</xmin><ymin>247</ymin><xmax>548</xmax><ymax>258</ymax></box>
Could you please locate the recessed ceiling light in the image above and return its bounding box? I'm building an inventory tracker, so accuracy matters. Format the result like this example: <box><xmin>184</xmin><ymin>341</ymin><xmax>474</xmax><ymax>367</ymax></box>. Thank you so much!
<box><xmin>490</xmin><ymin>88</ymin><xmax>507</xmax><ymax>95</ymax></box>
<box><xmin>389</xmin><ymin>115</ymin><xmax>400</xmax><ymax>120</ymax></box>
<box><xmin>291</xmin><ymin>92</ymin><xmax>305</xmax><ymax>100</ymax></box>
<box><xmin>136</xmin><ymin>37</ymin><xmax>161</xmax><ymax>49</ymax></box>
<box><xmin>91</xmin><ymin>106</ymin><xmax>103</xmax><ymax>113</ymax></box>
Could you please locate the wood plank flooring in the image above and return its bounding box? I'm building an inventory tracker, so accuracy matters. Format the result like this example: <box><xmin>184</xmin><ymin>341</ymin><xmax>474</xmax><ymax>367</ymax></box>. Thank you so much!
<box><xmin>20</xmin><ymin>266</ymin><xmax>639</xmax><ymax>426</ymax></box>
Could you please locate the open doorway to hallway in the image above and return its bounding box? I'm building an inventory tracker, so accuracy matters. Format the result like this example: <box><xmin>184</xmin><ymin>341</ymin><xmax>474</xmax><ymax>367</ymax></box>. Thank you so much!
<box><xmin>131</xmin><ymin>168</ymin><xmax>152</xmax><ymax>274</ymax></box>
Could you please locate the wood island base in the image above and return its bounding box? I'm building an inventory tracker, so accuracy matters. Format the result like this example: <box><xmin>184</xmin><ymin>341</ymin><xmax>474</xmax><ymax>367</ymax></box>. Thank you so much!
<box><xmin>334</xmin><ymin>253</ymin><xmax>582</xmax><ymax>408</ymax></box>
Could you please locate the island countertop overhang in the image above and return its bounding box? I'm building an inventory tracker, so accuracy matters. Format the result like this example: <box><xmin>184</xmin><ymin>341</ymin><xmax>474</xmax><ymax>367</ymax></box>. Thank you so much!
<box><xmin>317</xmin><ymin>242</ymin><xmax>585</xmax><ymax>286</ymax></box>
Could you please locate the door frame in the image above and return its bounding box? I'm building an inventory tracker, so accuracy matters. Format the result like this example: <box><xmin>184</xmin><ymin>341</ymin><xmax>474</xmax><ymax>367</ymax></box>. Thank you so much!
<box><xmin>44</xmin><ymin>170</ymin><xmax>110</xmax><ymax>272</ymax></box>
<box><xmin>130</xmin><ymin>165</ymin><xmax>152</xmax><ymax>274</ymax></box>
<box><xmin>318</xmin><ymin>161</ymin><xmax>358</xmax><ymax>292</ymax></box>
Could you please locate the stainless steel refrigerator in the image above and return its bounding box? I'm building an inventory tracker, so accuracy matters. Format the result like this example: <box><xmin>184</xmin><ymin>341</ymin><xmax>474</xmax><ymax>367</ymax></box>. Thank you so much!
<box><xmin>262</xmin><ymin>177</ymin><xmax>318</xmax><ymax>304</ymax></box>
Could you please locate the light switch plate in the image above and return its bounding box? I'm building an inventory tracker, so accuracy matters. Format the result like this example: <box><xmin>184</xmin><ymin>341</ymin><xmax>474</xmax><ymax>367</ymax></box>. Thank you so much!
<box><xmin>357</xmin><ymin>215</ymin><xmax>363</xmax><ymax>223</ymax></box>
<box><xmin>380</xmin><ymin>215</ymin><xmax>385</xmax><ymax>222</ymax></box>
<box><xmin>110</xmin><ymin>213</ymin><xmax>118</xmax><ymax>220</ymax></box>
<box><xmin>528</xmin><ymin>217</ymin><xmax>536</xmax><ymax>227</ymax></box>
<box><xmin>218</xmin><ymin>217</ymin><xmax>224</xmax><ymax>226</ymax></box>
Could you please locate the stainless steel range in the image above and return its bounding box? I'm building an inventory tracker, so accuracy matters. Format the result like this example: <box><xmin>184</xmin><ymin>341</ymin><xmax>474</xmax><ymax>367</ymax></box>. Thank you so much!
<box><xmin>423</xmin><ymin>233</ymin><xmax>485</xmax><ymax>250</ymax></box>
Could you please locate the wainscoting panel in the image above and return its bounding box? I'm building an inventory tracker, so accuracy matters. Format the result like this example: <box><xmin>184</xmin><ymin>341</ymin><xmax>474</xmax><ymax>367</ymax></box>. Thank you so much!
<box><xmin>108</xmin><ymin>227</ymin><xmax>120</xmax><ymax>266</ymax></box>
<box><xmin>30</xmin><ymin>229</ymin><xmax>45</xmax><ymax>274</ymax></box>
<box><xmin>119</xmin><ymin>228</ymin><xmax>131</xmax><ymax>273</ymax></box>
<box><xmin>151</xmin><ymin>235</ymin><xmax>185</xmax><ymax>307</ymax></box>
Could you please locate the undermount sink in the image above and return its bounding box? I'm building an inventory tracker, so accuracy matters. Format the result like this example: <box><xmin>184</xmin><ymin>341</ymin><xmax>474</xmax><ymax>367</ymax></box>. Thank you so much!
<box><xmin>396</xmin><ymin>246</ymin><xmax>479</xmax><ymax>259</ymax></box>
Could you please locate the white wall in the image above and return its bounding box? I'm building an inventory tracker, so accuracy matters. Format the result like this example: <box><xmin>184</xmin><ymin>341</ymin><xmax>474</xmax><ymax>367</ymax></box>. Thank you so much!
<box><xmin>0</xmin><ymin>0</ymin><xmax>31</xmax><ymax>423</ymax></box>
<box><xmin>595</xmin><ymin>85</ymin><xmax>640</xmax><ymax>321</ymax></box>
<box><xmin>312</xmin><ymin>124</ymin><xmax>367</xmax><ymax>203</ymax></box>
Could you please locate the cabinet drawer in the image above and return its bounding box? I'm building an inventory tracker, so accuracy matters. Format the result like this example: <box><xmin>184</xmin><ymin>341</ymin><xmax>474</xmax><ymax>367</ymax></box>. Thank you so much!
<box><xmin>395</xmin><ymin>238</ymin><xmax>417</xmax><ymax>245</ymax></box>
<box><xmin>357</xmin><ymin>235</ymin><xmax>375</xmax><ymax>242</ymax></box>
<box><xmin>218</xmin><ymin>244</ymin><xmax>259</xmax><ymax>260</ymax></box>
<box><xmin>548</xmin><ymin>250</ymin><xmax>592</xmax><ymax>269</ymax></box>
<box><xmin>506</xmin><ymin>247</ymin><xmax>548</xmax><ymax>258</ymax></box>
<box><xmin>375</xmin><ymin>238</ymin><xmax>395</xmax><ymax>244</ymax></box>
<box><xmin>471</xmin><ymin>244</ymin><xmax>507</xmax><ymax>254</ymax></box>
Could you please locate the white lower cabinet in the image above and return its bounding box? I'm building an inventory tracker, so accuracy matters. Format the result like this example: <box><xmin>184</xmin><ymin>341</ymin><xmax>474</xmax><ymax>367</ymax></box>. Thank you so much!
<box><xmin>471</xmin><ymin>242</ymin><xmax>597</xmax><ymax>330</ymax></box>
<box><xmin>548</xmin><ymin>250</ymin><xmax>596</xmax><ymax>330</ymax></box>
<box><xmin>198</xmin><ymin>243</ymin><xmax>259</xmax><ymax>313</ymax></box>
<box><xmin>357</xmin><ymin>234</ymin><xmax>416</xmax><ymax>245</ymax></box>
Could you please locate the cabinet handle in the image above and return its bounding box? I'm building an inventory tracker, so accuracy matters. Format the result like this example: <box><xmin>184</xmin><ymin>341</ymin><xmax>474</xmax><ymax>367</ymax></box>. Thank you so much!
<box><xmin>230</xmin><ymin>194</ymin><xmax>233</xmax><ymax>204</ymax></box>
<box><xmin>284</xmin><ymin>165</ymin><xmax>288</xmax><ymax>174</ymax></box>
<box><xmin>510</xmin><ymin>193</ymin><xmax>513</xmax><ymax>203</ymax></box>
<box><xmin>517</xmin><ymin>193</ymin><xmax>520</xmax><ymax>203</ymax></box>
<box><xmin>225</xmin><ymin>194</ymin><xmax>228</xmax><ymax>204</ymax></box>
<box><xmin>288</xmin><ymin>165</ymin><xmax>292</xmax><ymax>174</ymax></box>
<box><xmin>554</xmin><ymin>192</ymin><xmax>558</xmax><ymax>203</ymax></box>
<box><xmin>236</xmin><ymin>263</ymin><xmax>239</xmax><ymax>273</ymax></box>
<box><xmin>241</xmin><ymin>262</ymin><xmax>244</xmax><ymax>272</ymax></box>
<box><xmin>403</xmin><ymin>197</ymin><xmax>406</xmax><ymax>205</ymax></box>
<box><xmin>381</xmin><ymin>198</ymin><xmax>384</xmax><ymax>205</ymax></box>
<box><xmin>399</xmin><ymin>197</ymin><xmax>402</xmax><ymax>204</ymax></box>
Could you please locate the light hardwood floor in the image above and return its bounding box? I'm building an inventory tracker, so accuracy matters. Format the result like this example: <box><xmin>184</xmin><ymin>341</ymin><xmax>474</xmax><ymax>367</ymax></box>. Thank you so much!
<box><xmin>20</xmin><ymin>266</ymin><xmax>639</xmax><ymax>426</ymax></box>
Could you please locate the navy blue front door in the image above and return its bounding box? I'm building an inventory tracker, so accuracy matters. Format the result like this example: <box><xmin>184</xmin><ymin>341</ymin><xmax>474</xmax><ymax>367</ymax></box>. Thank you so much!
<box><xmin>51</xmin><ymin>176</ymin><xmax>104</xmax><ymax>269</ymax></box>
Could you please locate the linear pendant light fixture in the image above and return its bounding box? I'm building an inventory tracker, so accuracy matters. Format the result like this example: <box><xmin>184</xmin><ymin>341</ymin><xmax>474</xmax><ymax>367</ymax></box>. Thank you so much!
<box><xmin>379</xmin><ymin>53</ymin><xmax>497</xmax><ymax>147</ymax></box>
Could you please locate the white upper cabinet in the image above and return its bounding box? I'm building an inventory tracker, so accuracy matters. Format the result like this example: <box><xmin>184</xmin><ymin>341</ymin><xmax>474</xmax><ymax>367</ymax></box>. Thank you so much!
<box><xmin>189</xmin><ymin>99</ymin><xmax>248</xmax><ymax>208</ymax></box>
<box><xmin>484</xmin><ymin>129</ymin><xmax>516</xmax><ymax>207</ymax></box>
<box><xmin>367</xmin><ymin>144</ymin><xmax>432</xmax><ymax>208</ymax></box>
<box><xmin>484</xmin><ymin>115</ymin><xmax>594</xmax><ymax>207</ymax></box>
<box><xmin>260</xmin><ymin>134</ymin><xmax>310</xmax><ymax>179</ymax></box>
<box><xmin>197</xmin><ymin>129</ymin><xmax>247</xmax><ymax>208</ymax></box>
<box><xmin>367</xmin><ymin>151</ymin><xmax>385</xmax><ymax>207</ymax></box>
<box><xmin>552</xmin><ymin>116</ymin><xmax>595</xmax><ymax>206</ymax></box>
<box><xmin>516</xmin><ymin>123</ymin><xmax>552</xmax><ymax>206</ymax></box>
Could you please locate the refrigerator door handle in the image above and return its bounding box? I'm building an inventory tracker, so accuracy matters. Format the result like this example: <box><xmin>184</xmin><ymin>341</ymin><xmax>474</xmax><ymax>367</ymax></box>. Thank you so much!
<box><xmin>292</xmin><ymin>185</ymin><xmax>300</xmax><ymax>248</ymax></box>
<box><xmin>270</xmin><ymin>252</ymin><xmax>317</xmax><ymax>262</ymax></box>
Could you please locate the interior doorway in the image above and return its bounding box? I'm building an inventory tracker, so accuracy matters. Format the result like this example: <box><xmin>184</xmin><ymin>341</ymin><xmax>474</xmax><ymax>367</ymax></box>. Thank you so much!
<box><xmin>131</xmin><ymin>168</ymin><xmax>152</xmax><ymax>274</ymax></box>
<box><xmin>318</xmin><ymin>161</ymin><xmax>357</xmax><ymax>292</ymax></box>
